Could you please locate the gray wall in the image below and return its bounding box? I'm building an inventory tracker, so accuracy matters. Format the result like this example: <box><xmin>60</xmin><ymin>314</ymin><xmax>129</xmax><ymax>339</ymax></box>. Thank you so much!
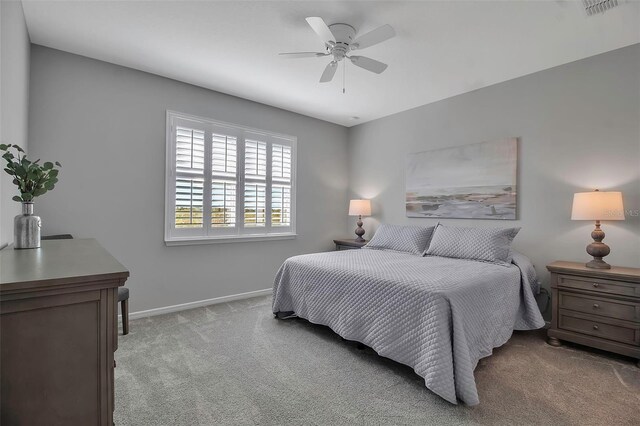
<box><xmin>25</xmin><ymin>42</ymin><xmax>640</xmax><ymax>317</ymax></box>
<box><xmin>348</xmin><ymin>44</ymin><xmax>640</xmax><ymax>316</ymax></box>
<box><xmin>0</xmin><ymin>0</ymin><xmax>30</xmax><ymax>248</ymax></box>
<box><xmin>28</xmin><ymin>46</ymin><xmax>349</xmax><ymax>312</ymax></box>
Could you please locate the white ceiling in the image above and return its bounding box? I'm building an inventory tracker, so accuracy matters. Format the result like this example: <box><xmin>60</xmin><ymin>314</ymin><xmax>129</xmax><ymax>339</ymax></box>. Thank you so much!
<box><xmin>21</xmin><ymin>0</ymin><xmax>640</xmax><ymax>127</ymax></box>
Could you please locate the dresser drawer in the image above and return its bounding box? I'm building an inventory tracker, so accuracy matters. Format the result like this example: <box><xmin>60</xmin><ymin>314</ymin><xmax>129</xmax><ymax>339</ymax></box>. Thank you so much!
<box><xmin>557</xmin><ymin>275</ymin><xmax>638</xmax><ymax>298</ymax></box>
<box><xmin>558</xmin><ymin>310</ymin><xmax>640</xmax><ymax>345</ymax></box>
<box><xmin>559</xmin><ymin>292</ymin><xmax>640</xmax><ymax>322</ymax></box>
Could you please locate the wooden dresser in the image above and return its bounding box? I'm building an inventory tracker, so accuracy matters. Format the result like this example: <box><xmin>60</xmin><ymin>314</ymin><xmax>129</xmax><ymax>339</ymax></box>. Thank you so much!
<box><xmin>0</xmin><ymin>239</ymin><xmax>129</xmax><ymax>425</ymax></box>
<box><xmin>546</xmin><ymin>261</ymin><xmax>640</xmax><ymax>367</ymax></box>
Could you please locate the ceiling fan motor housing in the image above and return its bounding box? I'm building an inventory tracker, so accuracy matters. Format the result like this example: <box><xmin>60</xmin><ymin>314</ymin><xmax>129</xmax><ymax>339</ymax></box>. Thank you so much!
<box><xmin>328</xmin><ymin>23</ymin><xmax>356</xmax><ymax>60</ymax></box>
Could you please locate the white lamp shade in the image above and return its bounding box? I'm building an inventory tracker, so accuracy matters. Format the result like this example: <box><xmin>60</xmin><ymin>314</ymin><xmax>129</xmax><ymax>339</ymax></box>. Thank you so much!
<box><xmin>571</xmin><ymin>191</ymin><xmax>625</xmax><ymax>221</ymax></box>
<box><xmin>349</xmin><ymin>199</ymin><xmax>371</xmax><ymax>216</ymax></box>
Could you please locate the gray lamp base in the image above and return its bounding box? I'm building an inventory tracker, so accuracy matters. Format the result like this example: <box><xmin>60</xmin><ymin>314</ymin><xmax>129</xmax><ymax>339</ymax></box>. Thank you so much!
<box><xmin>354</xmin><ymin>215</ymin><xmax>365</xmax><ymax>242</ymax></box>
<box><xmin>585</xmin><ymin>220</ymin><xmax>611</xmax><ymax>269</ymax></box>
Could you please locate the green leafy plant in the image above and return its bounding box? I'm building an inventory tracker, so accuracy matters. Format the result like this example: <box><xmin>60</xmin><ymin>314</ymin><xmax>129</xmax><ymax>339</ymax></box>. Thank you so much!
<box><xmin>0</xmin><ymin>143</ymin><xmax>61</xmax><ymax>202</ymax></box>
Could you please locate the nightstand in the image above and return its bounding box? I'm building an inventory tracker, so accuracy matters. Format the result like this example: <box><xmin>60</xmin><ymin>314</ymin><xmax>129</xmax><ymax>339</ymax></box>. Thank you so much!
<box><xmin>546</xmin><ymin>261</ymin><xmax>640</xmax><ymax>367</ymax></box>
<box><xmin>333</xmin><ymin>238</ymin><xmax>367</xmax><ymax>251</ymax></box>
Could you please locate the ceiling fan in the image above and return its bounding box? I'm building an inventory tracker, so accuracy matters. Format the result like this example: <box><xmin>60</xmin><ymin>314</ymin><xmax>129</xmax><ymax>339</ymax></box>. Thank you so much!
<box><xmin>280</xmin><ymin>17</ymin><xmax>396</xmax><ymax>84</ymax></box>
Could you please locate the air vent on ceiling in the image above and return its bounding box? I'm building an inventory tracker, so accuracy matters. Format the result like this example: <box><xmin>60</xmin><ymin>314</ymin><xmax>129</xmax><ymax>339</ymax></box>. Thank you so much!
<box><xmin>583</xmin><ymin>0</ymin><xmax>620</xmax><ymax>15</ymax></box>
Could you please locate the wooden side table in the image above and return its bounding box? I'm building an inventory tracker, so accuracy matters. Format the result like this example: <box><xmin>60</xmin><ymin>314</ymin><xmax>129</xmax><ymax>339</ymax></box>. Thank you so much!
<box><xmin>333</xmin><ymin>238</ymin><xmax>368</xmax><ymax>251</ymax></box>
<box><xmin>546</xmin><ymin>261</ymin><xmax>640</xmax><ymax>367</ymax></box>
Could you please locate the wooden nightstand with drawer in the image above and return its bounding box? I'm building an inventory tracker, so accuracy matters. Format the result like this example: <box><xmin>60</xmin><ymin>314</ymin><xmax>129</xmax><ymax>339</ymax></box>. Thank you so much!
<box><xmin>546</xmin><ymin>261</ymin><xmax>640</xmax><ymax>367</ymax></box>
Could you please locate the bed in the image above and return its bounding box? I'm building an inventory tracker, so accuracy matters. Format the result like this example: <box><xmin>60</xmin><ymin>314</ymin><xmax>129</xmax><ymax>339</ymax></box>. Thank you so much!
<box><xmin>271</xmin><ymin>244</ymin><xmax>545</xmax><ymax>406</ymax></box>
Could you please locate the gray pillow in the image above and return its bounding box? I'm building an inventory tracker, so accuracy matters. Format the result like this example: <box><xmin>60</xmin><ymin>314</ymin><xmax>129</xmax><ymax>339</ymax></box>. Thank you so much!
<box><xmin>364</xmin><ymin>224</ymin><xmax>436</xmax><ymax>256</ymax></box>
<box><xmin>424</xmin><ymin>224</ymin><xmax>520</xmax><ymax>266</ymax></box>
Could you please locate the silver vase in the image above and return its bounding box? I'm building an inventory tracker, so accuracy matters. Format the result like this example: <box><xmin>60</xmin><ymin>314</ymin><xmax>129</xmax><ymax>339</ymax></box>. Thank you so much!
<box><xmin>14</xmin><ymin>202</ymin><xmax>41</xmax><ymax>249</ymax></box>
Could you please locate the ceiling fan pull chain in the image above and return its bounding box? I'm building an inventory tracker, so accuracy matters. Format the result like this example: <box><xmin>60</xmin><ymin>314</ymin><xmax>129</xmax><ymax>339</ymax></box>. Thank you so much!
<box><xmin>343</xmin><ymin>61</ymin><xmax>346</xmax><ymax>94</ymax></box>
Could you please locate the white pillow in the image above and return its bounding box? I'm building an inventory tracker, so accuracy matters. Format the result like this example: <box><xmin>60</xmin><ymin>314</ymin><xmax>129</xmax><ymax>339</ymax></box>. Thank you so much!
<box><xmin>364</xmin><ymin>224</ymin><xmax>436</xmax><ymax>256</ymax></box>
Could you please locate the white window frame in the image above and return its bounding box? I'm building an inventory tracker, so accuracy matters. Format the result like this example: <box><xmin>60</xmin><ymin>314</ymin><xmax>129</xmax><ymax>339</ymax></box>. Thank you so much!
<box><xmin>165</xmin><ymin>111</ymin><xmax>297</xmax><ymax>246</ymax></box>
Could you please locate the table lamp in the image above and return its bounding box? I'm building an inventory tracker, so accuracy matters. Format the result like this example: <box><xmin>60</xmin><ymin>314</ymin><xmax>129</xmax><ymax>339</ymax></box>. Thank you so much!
<box><xmin>571</xmin><ymin>190</ymin><xmax>625</xmax><ymax>269</ymax></box>
<box><xmin>349</xmin><ymin>199</ymin><xmax>371</xmax><ymax>242</ymax></box>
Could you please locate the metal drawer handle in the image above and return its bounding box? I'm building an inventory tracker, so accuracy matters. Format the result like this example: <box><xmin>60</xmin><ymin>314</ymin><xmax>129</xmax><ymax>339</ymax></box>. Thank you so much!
<box><xmin>592</xmin><ymin>283</ymin><xmax>599</xmax><ymax>288</ymax></box>
<box><xmin>593</xmin><ymin>303</ymin><xmax>600</xmax><ymax>309</ymax></box>
<box><xmin>593</xmin><ymin>325</ymin><xmax>599</xmax><ymax>330</ymax></box>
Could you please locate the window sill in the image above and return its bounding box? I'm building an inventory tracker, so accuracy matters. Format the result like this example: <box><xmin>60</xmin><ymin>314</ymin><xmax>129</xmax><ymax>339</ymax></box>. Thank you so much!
<box><xmin>165</xmin><ymin>233</ymin><xmax>297</xmax><ymax>246</ymax></box>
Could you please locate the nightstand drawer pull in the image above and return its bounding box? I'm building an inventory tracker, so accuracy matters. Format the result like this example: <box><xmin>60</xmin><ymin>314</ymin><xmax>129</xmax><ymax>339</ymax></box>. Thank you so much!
<box><xmin>592</xmin><ymin>283</ymin><xmax>599</xmax><ymax>288</ymax></box>
<box><xmin>592</xmin><ymin>303</ymin><xmax>599</xmax><ymax>309</ymax></box>
<box><xmin>592</xmin><ymin>325</ymin><xmax>599</xmax><ymax>330</ymax></box>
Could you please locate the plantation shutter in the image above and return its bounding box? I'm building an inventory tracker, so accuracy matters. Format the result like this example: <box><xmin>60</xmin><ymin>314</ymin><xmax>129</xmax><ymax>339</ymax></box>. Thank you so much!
<box><xmin>166</xmin><ymin>112</ymin><xmax>296</xmax><ymax>243</ymax></box>
<box><xmin>174</xmin><ymin>127</ymin><xmax>205</xmax><ymax>229</ymax></box>
<box><xmin>271</xmin><ymin>144</ymin><xmax>292</xmax><ymax>227</ymax></box>
<box><xmin>211</xmin><ymin>134</ymin><xmax>237</xmax><ymax>229</ymax></box>
<box><xmin>243</xmin><ymin>140</ymin><xmax>267</xmax><ymax>229</ymax></box>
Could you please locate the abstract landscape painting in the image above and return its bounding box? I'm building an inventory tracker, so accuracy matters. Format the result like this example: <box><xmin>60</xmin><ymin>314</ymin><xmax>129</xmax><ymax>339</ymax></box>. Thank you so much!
<box><xmin>406</xmin><ymin>138</ymin><xmax>517</xmax><ymax>219</ymax></box>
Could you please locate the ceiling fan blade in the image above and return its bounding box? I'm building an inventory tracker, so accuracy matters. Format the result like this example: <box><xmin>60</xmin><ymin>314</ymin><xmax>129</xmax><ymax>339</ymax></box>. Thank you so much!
<box><xmin>279</xmin><ymin>52</ymin><xmax>329</xmax><ymax>58</ymax></box>
<box><xmin>352</xmin><ymin>24</ymin><xmax>395</xmax><ymax>50</ymax></box>
<box><xmin>349</xmin><ymin>56</ymin><xmax>388</xmax><ymax>74</ymax></box>
<box><xmin>306</xmin><ymin>17</ymin><xmax>335</xmax><ymax>46</ymax></box>
<box><xmin>319</xmin><ymin>61</ymin><xmax>338</xmax><ymax>83</ymax></box>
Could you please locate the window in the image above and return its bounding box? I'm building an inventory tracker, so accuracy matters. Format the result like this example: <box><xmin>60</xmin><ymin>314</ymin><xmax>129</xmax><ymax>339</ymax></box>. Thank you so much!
<box><xmin>165</xmin><ymin>111</ymin><xmax>296</xmax><ymax>245</ymax></box>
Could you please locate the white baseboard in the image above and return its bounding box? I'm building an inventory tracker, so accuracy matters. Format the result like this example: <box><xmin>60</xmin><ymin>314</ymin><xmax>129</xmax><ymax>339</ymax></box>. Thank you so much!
<box><xmin>122</xmin><ymin>288</ymin><xmax>272</xmax><ymax>320</ymax></box>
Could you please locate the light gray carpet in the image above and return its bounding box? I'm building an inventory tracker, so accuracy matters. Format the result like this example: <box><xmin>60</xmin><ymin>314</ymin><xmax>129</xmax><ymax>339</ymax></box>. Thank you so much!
<box><xmin>115</xmin><ymin>296</ymin><xmax>639</xmax><ymax>425</ymax></box>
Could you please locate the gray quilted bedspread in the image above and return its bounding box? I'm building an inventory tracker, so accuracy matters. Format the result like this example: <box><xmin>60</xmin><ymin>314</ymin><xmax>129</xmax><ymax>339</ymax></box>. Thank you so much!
<box><xmin>272</xmin><ymin>249</ymin><xmax>545</xmax><ymax>406</ymax></box>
